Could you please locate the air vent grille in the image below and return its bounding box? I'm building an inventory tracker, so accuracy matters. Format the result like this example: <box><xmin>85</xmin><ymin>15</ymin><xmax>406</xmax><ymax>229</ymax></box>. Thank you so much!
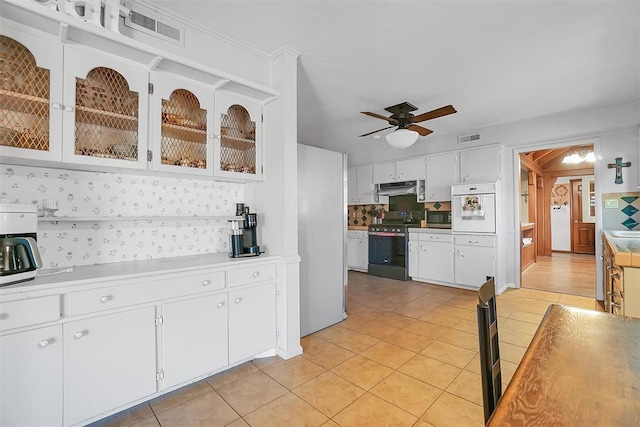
<box><xmin>458</xmin><ymin>132</ymin><xmax>482</xmax><ymax>144</ymax></box>
<box><xmin>130</xmin><ymin>11</ymin><xmax>155</xmax><ymax>31</ymax></box>
<box><xmin>157</xmin><ymin>22</ymin><xmax>181</xmax><ymax>41</ymax></box>
<box><xmin>123</xmin><ymin>2</ymin><xmax>184</xmax><ymax>46</ymax></box>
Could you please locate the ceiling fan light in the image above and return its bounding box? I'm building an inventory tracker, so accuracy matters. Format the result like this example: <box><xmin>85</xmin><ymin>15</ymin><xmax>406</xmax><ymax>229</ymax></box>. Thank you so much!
<box><xmin>386</xmin><ymin>129</ymin><xmax>419</xmax><ymax>148</ymax></box>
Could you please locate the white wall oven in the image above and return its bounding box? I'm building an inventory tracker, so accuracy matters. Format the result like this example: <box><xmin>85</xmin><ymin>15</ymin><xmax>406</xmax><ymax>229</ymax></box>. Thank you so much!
<box><xmin>451</xmin><ymin>183</ymin><xmax>497</xmax><ymax>234</ymax></box>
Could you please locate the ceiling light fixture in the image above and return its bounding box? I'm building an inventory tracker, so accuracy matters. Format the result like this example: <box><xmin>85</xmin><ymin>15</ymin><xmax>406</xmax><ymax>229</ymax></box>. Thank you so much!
<box><xmin>386</xmin><ymin>128</ymin><xmax>419</xmax><ymax>148</ymax></box>
<box><xmin>562</xmin><ymin>147</ymin><xmax>595</xmax><ymax>164</ymax></box>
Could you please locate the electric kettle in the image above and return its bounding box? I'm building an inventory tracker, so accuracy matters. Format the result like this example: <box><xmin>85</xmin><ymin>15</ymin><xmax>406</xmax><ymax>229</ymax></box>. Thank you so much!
<box><xmin>0</xmin><ymin>237</ymin><xmax>42</xmax><ymax>275</ymax></box>
<box><xmin>0</xmin><ymin>204</ymin><xmax>43</xmax><ymax>286</ymax></box>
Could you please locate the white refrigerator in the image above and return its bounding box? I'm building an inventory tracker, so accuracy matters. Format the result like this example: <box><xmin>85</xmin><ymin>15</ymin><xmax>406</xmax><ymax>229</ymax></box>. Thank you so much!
<box><xmin>297</xmin><ymin>144</ymin><xmax>346</xmax><ymax>337</ymax></box>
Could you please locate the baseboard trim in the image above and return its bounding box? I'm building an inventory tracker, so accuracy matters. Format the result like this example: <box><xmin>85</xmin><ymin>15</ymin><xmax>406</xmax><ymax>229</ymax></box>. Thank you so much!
<box><xmin>277</xmin><ymin>345</ymin><xmax>303</xmax><ymax>360</ymax></box>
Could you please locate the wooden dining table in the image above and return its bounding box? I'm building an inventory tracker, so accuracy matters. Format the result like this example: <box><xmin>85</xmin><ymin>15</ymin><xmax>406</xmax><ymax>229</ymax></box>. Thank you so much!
<box><xmin>488</xmin><ymin>304</ymin><xmax>640</xmax><ymax>426</ymax></box>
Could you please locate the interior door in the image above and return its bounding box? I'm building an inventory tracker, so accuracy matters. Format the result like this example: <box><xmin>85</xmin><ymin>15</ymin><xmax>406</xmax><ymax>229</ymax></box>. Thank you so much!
<box><xmin>571</xmin><ymin>179</ymin><xmax>595</xmax><ymax>254</ymax></box>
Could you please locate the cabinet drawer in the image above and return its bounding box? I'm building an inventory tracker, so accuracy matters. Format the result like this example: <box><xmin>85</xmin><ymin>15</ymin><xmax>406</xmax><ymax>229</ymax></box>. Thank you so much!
<box><xmin>418</xmin><ymin>233</ymin><xmax>454</xmax><ymax>243</ymax></box>
<box><xmin>454</xmin><ymin>235</ymin><xmax>496</xmax><ymax>247</ymax></box>
<box><xmin>228</xmin><ymin>263</ymin><xmax>277</xmax><ymax>288</ymax></box>
<box><xmin>348</xmin><ymin>230</ymin><xmax>365</xmax><ymax>238</ymax></box>
<box><xmin>0</xmin><ymin>295</ymin><xmax>61</xmax><ymax>332</ymax></box>
<box><xmin>68</xmin><ymin>270</ymin><xmax>225</xmax><ymax>316</ymax></box>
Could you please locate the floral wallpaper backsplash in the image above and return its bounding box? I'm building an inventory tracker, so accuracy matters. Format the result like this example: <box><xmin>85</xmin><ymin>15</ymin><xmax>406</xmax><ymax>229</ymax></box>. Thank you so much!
<box><xmin>0</xmin><ymin>165</ymin><xmax>243</xmax><ymax>268</ymax></box>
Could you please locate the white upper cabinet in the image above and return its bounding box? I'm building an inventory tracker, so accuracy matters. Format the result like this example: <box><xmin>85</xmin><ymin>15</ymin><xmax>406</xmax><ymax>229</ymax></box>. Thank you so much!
<box><xmin>426</xmin><ymin>152</ymin><xmax>459</xmax><ymax>201</ymax></box>
<box><xmin>0</xmin><ymin>27</ymin><xmax>63</xmax><ymax>162</ymax></box>
<box><xmin>347</xmin><ymin>167</ymin><xmax>358</xmax><ymax>204</ymax></box>
<box><xmin>356</xmin><ymin>165</ymin><xmax>376</xmax><ymax>204</ymax></box>
<box><xmin>347</xmin><ymin>165</ymin><xmax>375</xmax><ymax>205</ymax></box>
<box><xmin>213</xmin><ymin>91</ymin><xmax>263</xmax><ymax>181</ymax></box>
<box><xmin>62</xmin><ymin>46</ymin><xmax>150</xmax><ymax>170</ymax></box>
<box><xmin>373</xmin><ymin>157</ymin><xmax>425</xmax><ymax>184</ymax></box>
<box><xmin>373</xmin><ymin>162</ymin><xmax>396</xmax><ymax>184</ymax></box>
<box><xmin>396</xmin><ymin>157</ymin><xmax>426</xmax><ymax>181</ymax></box>
<box><xmin>459</xmin><ymin>145</ymin><xmax>501</xmax><ymax>183</ymax></box>
<box><xmin>150</xmin><ymin>72</ymin><xmax>215</xmax><ymax>175</ymax></box>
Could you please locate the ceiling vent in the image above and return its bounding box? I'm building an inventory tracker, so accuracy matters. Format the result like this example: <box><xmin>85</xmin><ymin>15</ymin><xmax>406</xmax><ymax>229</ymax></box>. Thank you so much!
<box><xmin>122</xmin><ymin>1</ymin><xmax>184</xmax><ymax>46</ymax></box>
<box><xmin>458</xmin><ymin>132</ymin><xmax>482</xmax><ymax>145</ymax></box>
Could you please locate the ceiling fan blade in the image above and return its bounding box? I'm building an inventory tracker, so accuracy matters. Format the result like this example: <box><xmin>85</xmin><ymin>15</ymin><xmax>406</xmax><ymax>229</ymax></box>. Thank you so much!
<box><xmin>408</xmin><ymin>125</ymin><xmax>433</xmax><ymax>137</ymax></box>
<box><xmin>359</xmin><ymin>126</ymin><xmax>395</xmax><ymax>137</ymax></box>
<box><xmin>361</xmin><ymin>111</ymin><xmax>399</xmax><ymax>125</ymax></box>
<box><xmin>411</xmin><ymin>105</ymin><xmax>457</xmax><ymax>123</ymax></box>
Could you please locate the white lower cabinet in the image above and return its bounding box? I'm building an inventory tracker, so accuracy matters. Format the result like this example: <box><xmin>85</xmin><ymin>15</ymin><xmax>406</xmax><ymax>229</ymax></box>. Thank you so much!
<box><xmin>229</xmin><ymin>283</ymin><xmax>276</xmax><ymax>364</ymax></box>
<box><xmin>1</xmin><ymin>260</ymin><xmax>279</xmax><ymax>426</ymax></box>
<box><xmin>409</xmin><ymin>232</ymin><xmax>454</xmax><ymax>284</ymax></box>
<box><xmin>347</xmin><ymin>231</ymin><xmax>368</xmax><ymax>271</ymax></box>
<box><xmin>408</xmin><ymin>240</ymin><xmax>419</xmax><ymax>278</ymax></box>
<box><xmin>453</xmin><ymin>235</ymin><xmax>497</xmax><ymax>289</ymax></box>
<box><xmin>161</xmin><ymin>294</ymin><xmax>229</xmax><ymax>389</ymax></box>
<box><xmin>0</xmin><ymin>325</ymin><xmax>63</xmax><ymax>427</ymax></box>
<box><xmin>63</xmin><ymin>306</ymin><xmax>157</xmax><ymax>426</ymax></box>
<box><xmin>418</xmin><ymin>240</ymin><xmax>454</xmax><ymax>283</ymax></box>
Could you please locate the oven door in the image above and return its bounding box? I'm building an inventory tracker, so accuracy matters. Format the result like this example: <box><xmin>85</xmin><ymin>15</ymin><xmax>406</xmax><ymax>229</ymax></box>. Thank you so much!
<box><xmin>452</xmin><ymin>193</ymin><xmax>496</xmax><ymax>233</ymax></box>
<box><xmin>368</xmin><ymin>232</ymin><xmax>410</xmax><ymax>280</ymax></box>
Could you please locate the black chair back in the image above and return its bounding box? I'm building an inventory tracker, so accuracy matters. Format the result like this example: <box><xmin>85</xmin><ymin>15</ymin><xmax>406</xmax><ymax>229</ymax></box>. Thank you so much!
<box><xmin>477</xmin><ymin>276</ymin><xmax>502</xmax><ymax>424</ymax></box>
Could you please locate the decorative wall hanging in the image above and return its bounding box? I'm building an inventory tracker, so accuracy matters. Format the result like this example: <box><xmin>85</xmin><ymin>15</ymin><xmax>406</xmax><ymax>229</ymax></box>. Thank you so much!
<box><xmin>607</xmin><ymin>157</ymin><xmax>631</xmax><ymax>184</ymax></box>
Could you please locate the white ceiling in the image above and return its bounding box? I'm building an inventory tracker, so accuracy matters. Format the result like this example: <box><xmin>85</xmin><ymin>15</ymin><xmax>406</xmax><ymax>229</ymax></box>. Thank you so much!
<box><xmin>149</xmin><ymin>1</ymin><xmax>640</xmax><ymax>156</ymax></box>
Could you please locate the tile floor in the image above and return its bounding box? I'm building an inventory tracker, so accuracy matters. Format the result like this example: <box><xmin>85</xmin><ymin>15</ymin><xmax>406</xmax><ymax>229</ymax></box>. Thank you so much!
<box><xmin>92</xmin><ymin>272</ymin><xmax>603</xmax><ymax>427</ymax></box>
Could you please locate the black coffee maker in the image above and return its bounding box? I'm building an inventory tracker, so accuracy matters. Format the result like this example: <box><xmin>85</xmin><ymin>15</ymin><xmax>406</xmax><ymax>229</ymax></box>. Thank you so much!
<box><xmin>228</xmin><ymin>203</ymin><xmax>262</xmax><ymax>257</ymax></box>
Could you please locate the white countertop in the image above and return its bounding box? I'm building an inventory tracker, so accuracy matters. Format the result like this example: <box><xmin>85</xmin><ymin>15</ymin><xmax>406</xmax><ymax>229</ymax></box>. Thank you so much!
<box><xmin>0</xmin><ymin>253</ymin><xmax>280</xmax><ymax>296</ymax></box>
<box><xmin>409</xmin><ymin>228</ymin><xmax>453</xmax><ymax>234</ymax></box>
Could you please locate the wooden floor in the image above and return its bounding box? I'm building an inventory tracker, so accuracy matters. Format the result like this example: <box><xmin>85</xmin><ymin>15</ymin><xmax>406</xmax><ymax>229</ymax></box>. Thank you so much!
<box><xmin>521</xmin><ymin>252</ymin><xmax>596</xmax><ymax>298</ymax></box>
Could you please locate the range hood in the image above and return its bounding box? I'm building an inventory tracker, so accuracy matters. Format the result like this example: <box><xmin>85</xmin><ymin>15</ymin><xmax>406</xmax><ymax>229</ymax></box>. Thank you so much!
<box><xmin>377</xmin><ymin>181</ymin><xmax>417</xmax><ymax>196</ymax></box>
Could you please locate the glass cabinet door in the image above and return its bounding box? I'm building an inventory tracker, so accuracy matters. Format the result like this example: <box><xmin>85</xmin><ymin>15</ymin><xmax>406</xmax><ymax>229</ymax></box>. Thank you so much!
<box><xmin>214</xmin><ymin>91</ymin><xmax>263</xmax><ymax>180</ymax></box>
<box><xmin>150</xmin><ymin>72</ymin><xmax>214</xmax><ymax>175</ymax></box>
<box><xmin>0</xmin><ymin>29</ymin><xmax>63</xmax><ymax>161</ymax></box>
<box><xmin>62</xmin><ymin>46</ymin><xmax>149</xmax><ymax>169</ymax></box>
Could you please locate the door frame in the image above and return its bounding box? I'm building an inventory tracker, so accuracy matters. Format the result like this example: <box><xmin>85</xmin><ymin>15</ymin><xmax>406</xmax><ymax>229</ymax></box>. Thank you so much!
<box><xmin>511</xmin><ymin>137</ymin><xmax>602</xmax><ymax>300</ymax></box>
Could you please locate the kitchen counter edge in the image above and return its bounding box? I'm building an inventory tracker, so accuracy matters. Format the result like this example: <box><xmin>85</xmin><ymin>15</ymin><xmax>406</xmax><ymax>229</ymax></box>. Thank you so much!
<box><xmin>0</xmin><ymin>253</ymin><xmax>281</xmax><ymax>296</ymax></box>
<box><xmin>603</xmin><ymin>230</ymin><xmax>640</xmax><ymax>268</ymax></box>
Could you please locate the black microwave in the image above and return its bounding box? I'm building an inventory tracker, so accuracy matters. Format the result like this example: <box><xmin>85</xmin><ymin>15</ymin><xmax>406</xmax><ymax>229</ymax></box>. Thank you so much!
<box><xmin>426</xmin><ymin>210</ymin><xmax>451</xmax><ymax>228</ymax></box>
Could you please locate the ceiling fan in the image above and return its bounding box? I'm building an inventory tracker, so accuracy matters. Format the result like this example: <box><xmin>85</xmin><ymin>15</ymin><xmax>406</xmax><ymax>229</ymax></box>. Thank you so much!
<box><xmin>360</xmin><ymin>101</ymin><xmax>457</xmax><ymax>147</ymax></box>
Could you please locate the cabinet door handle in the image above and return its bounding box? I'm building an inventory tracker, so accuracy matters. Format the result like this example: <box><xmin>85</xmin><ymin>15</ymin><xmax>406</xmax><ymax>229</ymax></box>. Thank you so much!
<box><xmin>468</xmin><ymin>240</ymin><xmax>479</xmax><ymax>244</ymax></box>
<box><xmin>234</xmin><ymin>297</ymin><xmax>242</xmax><ymax>304</ymax></box>
<box><xmin>429</xmin><ymin>236</ymin><xmax>440</xmax><ymax>239</ymax></box>
<box><xmin>202</xmin><ymin>279</ymin><xmax>211</xmax><ymax>286</ymax></box>
<box><xmin>99</xmin><ymin>295</ymin><xmax>112</xmax><ymax>303</ymax></box>
<box><xmin>252</xmin><ymin>271</ymin><xmax>260</xmax><ymax>278</ymax></box>
<box><xmin>39</xmin><ymin>339</ymin><xmax>50</xmax><ymax>348</ymax></box>
<box><xmin>64</xmin><ymin>105</ymin><xmax>74</xmax><ymax>112</ymax></box>
<box><xmin>611</xmin><ymin>302</ymin><xmax>621</xmax><ymax>308</ymax></box>
<box><xmin>209</xmin><ymin>134</ymin><xmax>215</xmax><ymax>139</ymax></box>
<box><xmin>217</xmin><ymin>301</ymin><xmax>225</xmax><ymax>308</ymax></box>
<box><xmin>51</xmin><ymin>102</ymin><xmax>62</xmax><ymax>110</ymax></box>
<box><xmin>74</xmin><ymin>331</ymin><xmax>85</xmax><ymax>339</ymax></box>
<box><xmin>457</xmin><ymin>250</ymin><xmax>465</xmax><ymax>257</ymax></box>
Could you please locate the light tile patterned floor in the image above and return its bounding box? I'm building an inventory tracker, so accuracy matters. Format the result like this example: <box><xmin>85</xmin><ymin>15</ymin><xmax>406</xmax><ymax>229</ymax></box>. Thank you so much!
<box><xmin>92</xmin><ymin>272</ymin><xmax>603</xmax><ymax>427</ymax></box>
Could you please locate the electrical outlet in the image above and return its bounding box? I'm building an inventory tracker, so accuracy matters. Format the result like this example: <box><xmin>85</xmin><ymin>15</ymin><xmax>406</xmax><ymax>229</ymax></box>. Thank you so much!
<box><xmin>605</xmin><ymin>199</ymin><xmax>619</xmax><ymax>209</ymax></box>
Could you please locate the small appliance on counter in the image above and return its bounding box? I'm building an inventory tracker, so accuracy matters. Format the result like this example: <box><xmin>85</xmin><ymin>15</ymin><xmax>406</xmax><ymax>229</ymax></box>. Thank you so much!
<box><xmin>425</xmin><ymin>209</ymin><xmax>452</xmax><ymax>229</ymax></box>
<box><xmin>0</xmin><ymin>204</ymin><xmax>43</xmax><ymax>286</ymax></box>
<box><xmin>228</xmin><ymin>203</ymin><xmax>263</xmax><ymax>258</ymax></box>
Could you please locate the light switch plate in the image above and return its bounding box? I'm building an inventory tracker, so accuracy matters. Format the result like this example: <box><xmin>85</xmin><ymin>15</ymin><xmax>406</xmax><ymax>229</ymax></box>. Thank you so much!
<box><xmin>605</xmin><ymin>199</ymin><xmax>619</xmax><ymax>209</ymax></box>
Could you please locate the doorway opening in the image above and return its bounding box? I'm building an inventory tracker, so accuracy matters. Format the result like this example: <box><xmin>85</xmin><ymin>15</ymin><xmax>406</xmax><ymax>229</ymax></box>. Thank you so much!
<box><xmin>518</xmin><ymin>144</ymin><xmax>597</xmax><ymax>298</ymax></box>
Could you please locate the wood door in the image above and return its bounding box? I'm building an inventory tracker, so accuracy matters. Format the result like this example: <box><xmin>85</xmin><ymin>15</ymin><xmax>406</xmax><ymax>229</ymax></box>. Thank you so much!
<box><xmin>571</xmin><ymin>179</ymin><xmax>595</xmax><ymax>254</ymax></box>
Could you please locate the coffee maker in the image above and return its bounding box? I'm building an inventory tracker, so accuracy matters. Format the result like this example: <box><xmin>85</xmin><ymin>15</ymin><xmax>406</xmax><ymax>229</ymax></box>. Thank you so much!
<box><xmin>228</xmin><ymin>203</ymin><xmax>262</xmax><ymax>258</ymax></box>
<box><xmin>0</xmin><ymin>204</ymin><xmax>43</xmax><ymax>286</ymax></box>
